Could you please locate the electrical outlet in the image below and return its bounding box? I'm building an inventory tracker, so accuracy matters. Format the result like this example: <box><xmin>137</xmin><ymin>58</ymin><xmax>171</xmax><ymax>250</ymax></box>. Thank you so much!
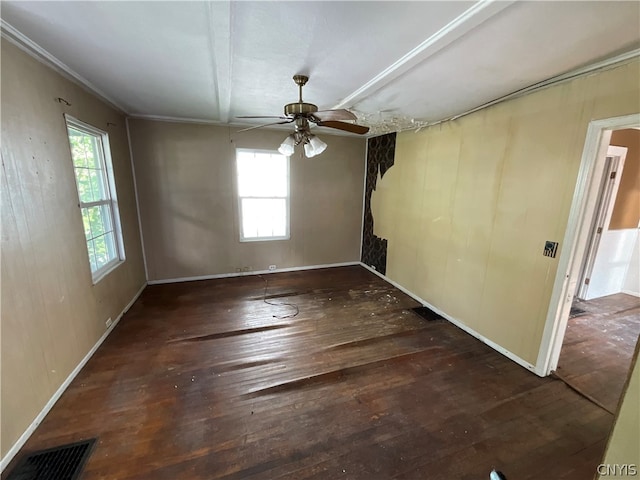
<box><xmin>268</xmin><ymin>265</ymin><xmax>276</xmax><ymax>271</ymax></box>
<box><xmin>543</xmin><ymin>241</ymin><xmax>559</xmax><ymax>258</ymax></box>
<box><xmin>105</xmin><ymin>317</ymin><xmax>113</xmax><ymax>328</ymax></box>
<box><xmin>235</xmin><ymin>267</ymin><xmax>242</xmax><ymax>273</ymax></box>
<box><xmin>243</xmin><ymin>266</ymin><xmax>251</xmax><ymax>272</ymax></box>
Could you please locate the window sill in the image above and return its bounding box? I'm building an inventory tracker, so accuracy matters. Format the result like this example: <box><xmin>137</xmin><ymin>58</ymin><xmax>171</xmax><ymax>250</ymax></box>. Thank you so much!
<box><xmin>240</xmin><ymin>235</ymin><xmax>290</xmax><ymax>243</ymax></box>
<box><xmin>92</xmin><ymin>259</ymin><xmax>125</xmax><ymax>285</ymax></box>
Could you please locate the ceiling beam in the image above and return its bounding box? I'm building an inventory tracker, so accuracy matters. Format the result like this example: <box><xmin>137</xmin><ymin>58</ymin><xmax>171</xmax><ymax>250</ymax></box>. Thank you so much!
<box><xmin>207</xmin><ymin>1</ymin><xmax>233</xmax><ymax>123</ymax></box>
<box><xmin>332</xmin><ymin>0</ymin><xmax>515</xmax><ymax>111</ymax></box>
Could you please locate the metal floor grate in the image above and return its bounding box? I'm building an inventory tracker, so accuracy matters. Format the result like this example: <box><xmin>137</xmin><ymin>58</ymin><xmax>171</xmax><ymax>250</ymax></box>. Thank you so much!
<box><xmin>6</xmin><ymin>438</ymin><xmax>96</xmax><ymax>480</ymax></box>
<box><xmin>411</xmin><ymin>306</ymin><xmax>444</xmax><ymax>322</ymax></box>
<box><xmin>569</xmin><ymin>306</ymin><xmax>587</xmax><ymax>318</ymax></box>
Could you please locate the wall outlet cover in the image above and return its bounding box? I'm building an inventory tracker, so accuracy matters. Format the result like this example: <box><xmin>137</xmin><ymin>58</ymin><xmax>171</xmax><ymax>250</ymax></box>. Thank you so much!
<box><xmin>268</xmin><ymin>265</ymin><xmax>277</xmax><ymax>271</ymax></box>
<box><xmin>105</xmin><ymin>318</ymin><xmax>113</xmax><ymax>328</ymax></box>
<box><xmin>543</xmin><ymin>241</ymin><xmax>559</xmax><ymax>258</ymax></box>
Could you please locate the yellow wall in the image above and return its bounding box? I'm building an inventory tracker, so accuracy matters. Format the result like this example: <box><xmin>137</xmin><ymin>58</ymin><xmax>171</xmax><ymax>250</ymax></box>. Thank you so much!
<box><xmin>598</xmin><ymin>345</ymin><xmax>640</xmax><ymax>479</ymax></box>
<box><xmin>371</xmin><ymin>60</ymin><xmax>640</xmax><ymax>365</ymax></box>
<box><xmin>609</xmin><ymin>129</ymin><xmax>640</xmax><ymax>230</ymax></box>
<box><xmin>128</xmin><ymin>119</ymin><xmax>366</xmax><ymax>281</ymax></box>
<box><xmin>1</xmin><ymin>43</ymin><xmax>146</xmax><ymax>457</ymax></box>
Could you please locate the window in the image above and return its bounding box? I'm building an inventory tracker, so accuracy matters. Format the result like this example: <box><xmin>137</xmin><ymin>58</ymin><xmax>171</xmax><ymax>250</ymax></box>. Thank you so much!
<box><xmin>236</xmin><ymin>149</ymin><xmax>289</xmax><ymax>241</ymax></box>
<box><xmin>65</xmin><ymin>116</ymin><xmax>124</xmax><ymax>282</ymax></box>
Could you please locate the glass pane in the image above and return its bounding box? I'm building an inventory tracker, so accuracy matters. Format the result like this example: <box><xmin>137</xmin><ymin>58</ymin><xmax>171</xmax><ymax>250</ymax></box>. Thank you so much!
<box><xmin>87</xmin><ymin>239</ymin><xmax>98</xmax><ymax>273</ymax></box>
<box><xmin>89</xmin><ymin>169</ymin><xmax>108</xmax><ymax>201</ymax></box>
<box><xmin>67</xmin><ymin>127</ymin><xmax>103</xmax><ymax>170</ymax></box>
<box><xmin>86</xmin><ymin>205</ymin><xmax>105</xmax><ymax>238</ymax></box>
<box><xmin>88</xmin><ymin>136</ymin><xmax>102</xmax><ymax>169</ymax></box>
<box><xmin>94</xmin><ymin>235</ymin><xmax>108</xmax><ymax>269</ymax></box>
<box><xmin>104</xmin><ymin>231</ymin><xmax>117</xmax><ymax>262</ymax></box>
<box><xmin>237</xmin><ymin>152</ymin><xmax>287</xmax><ymax>197</ymax></box>
<box><xmin>74</xmin><ymin>168</ymin><xmax>93</xmax><ymax>203</ymax></box>
<box><xmin>81</xmin><ymin>208</ymin><xmax>92</xmax><ymax>240</ymax></box>
<box><xmin>242</xmin><ymin>198</ymin><xmax>286</xmax><ymax>239</ymax></box>
<box><xmin>68</xmin><ymin>128</ymin><xmax>87</xmax><ymax>168</ymax></box>
<box><xmin>100</xmin><ymin>204</ymin><xmax>114</xmax><ymax>233</ymax></box>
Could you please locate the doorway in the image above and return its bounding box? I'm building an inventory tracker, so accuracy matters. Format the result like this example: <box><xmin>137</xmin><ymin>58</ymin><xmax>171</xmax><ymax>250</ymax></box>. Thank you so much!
<box><xmin>557</xmin><ymin>131</ymin><xmax>639</xmax><ymax>413</ymax></box>
<box><xmin>576</xmin><ymin>145</ymin><xmax>629</xmax><ymax>301</ymax></box>
<box><xmin>537</xmin><ymin>114</ymin><xmax>640</xmax><ymax>386</ymax></box>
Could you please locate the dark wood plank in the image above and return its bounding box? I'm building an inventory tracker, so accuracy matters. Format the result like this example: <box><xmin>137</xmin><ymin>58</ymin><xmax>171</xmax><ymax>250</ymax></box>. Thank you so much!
<box><xmin>558</xmin><ymin>293</ymin><xmax>640</xmax><ymax>412</ymax></box>
<box><xmin>7</xmin><ymin>266</ymin><xmax>615</xmax><ymax>479</ymax></box>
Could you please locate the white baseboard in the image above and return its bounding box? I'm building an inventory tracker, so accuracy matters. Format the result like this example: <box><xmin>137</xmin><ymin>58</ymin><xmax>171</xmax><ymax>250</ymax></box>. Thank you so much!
<box><xmin>359</xmin><ymin>263</ymin><xmax>540</xmax><ymax>376</ymax></box>
<box><xmin>621</xmin><ymin>289</ymin><xmax>640</xmax><ymax>298</ymax></box>
<box><xmin>0</xmin><ymin>282</ymin><xmax>147</xmax><ymax>472</ymax></box>
<box><xmin>147</xmin><ymin>262</ymin><xmax>360</xmax><ymax>285</ymax></box>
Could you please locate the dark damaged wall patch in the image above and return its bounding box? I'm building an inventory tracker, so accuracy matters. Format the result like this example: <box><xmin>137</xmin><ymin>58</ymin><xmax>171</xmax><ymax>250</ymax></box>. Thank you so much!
<box><xmin>361</xmin><ymin>133</ymin><xmax>396</xmax><ymax>274</ymax></box>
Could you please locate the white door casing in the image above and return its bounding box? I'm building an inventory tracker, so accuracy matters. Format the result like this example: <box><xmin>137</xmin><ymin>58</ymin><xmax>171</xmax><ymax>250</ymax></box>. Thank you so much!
<box><xmin>536</xmin><ymin>114</ymin><xmax>640</xmax><ymax>376</ymax></box>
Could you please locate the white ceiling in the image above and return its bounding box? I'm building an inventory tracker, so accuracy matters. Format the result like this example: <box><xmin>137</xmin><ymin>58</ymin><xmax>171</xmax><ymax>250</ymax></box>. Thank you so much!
<box><xmin>2</xmin><ymin>1</ymin><xmax>639</xmax><ymax>133</ymax></box>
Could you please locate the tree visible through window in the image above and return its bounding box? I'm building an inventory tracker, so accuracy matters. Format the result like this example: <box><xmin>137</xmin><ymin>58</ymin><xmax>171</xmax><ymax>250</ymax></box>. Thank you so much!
<box><xmin>237</xmin><ymin>149</ymin><xmax>289</xmax><ymax>241</ymax></box>
<box><xmin>66</xmin><ymin>116</ymin><xmax>124</xmax><ymax>282</ymax></box>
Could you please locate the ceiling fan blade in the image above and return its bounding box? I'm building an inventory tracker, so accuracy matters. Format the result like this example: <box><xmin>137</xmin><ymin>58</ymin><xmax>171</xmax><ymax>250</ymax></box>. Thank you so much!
<box><xmin>236</xmin><ymin>119</ymin><xmax>293</xmax><ymax>133</ymax></box>
<box><xmin>314</xmin><ymin>109</ymin><xmax>357</xmax><ymax>121</ymax></box>
<box><xmin>317</xmin><ymin>121</ymin><xmax>369</xmax><ymax>135</ymax></box>
<box><xmin>236</xmin><ymin>115</ymin><xmax>290</xmax><ymax>120</ymax></box>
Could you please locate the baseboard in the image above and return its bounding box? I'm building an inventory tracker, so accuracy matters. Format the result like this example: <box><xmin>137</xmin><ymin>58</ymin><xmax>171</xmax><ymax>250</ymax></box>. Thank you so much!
<box><xmin>621</xmin><ymin>289</ymin><xmax>640</xmax><ymax>298</ymax></box>
<box><xmin>359</xmin><ymin>263</ymin><xmax>540</xmax><ymax>376</ymax></box>
<box><xmin>0</xmin><ymin>282</ymin><xmax>147</xmax><ymax>472</ymax></box>
<box><xmin>147</xmin><ymin>262</ymin><xmax>360</xmax><ymax>285</ymax></box>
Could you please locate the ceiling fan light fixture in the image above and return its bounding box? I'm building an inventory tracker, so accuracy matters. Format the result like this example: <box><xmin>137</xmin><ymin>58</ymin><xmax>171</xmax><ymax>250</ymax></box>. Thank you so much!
<box><xmin>304</xmin><ymin>141</ymin><xmax>317</xmax><ymax>158</ymax></box>
<box><xmin>278</xmin><ymin>135</ymin><xmax>296</xmax><ymax>156</ymax></box>
<box><xmin>238</xmin><ymin>75</ymin><xmax>369</xmax><ymax>151</ymax></box>
<box><xmin>308</xmin><ymin>135</ymin><xmax>327</xmax><ymax>156</ymax></box>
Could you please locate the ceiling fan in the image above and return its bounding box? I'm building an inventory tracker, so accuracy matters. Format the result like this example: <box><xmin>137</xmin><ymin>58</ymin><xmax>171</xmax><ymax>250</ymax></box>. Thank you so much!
<box><xmin>236</xmin><ymin>75</ymin><xmax>369</xmax><ymax>157</ymax></box>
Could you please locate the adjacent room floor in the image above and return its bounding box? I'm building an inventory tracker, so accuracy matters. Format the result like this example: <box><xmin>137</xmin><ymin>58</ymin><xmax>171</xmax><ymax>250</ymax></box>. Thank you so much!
<box><xmin>7</xmin><ymin>266</ymin><xmax>618</xmax><ymax>479</ymax></box>
<box><xmin>558</xmin><ymin>293</ymin><xmax>640</xmax><ymax>414</ymax></box>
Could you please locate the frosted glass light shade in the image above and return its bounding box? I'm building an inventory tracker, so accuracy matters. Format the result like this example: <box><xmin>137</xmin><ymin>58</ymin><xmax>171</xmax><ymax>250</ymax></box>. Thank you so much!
<box><xmin>308</xmin><ymin>135</ymin><xmax>327</xmax><ymax>155</ymax></box>
<box><xmin>278</xmin><ymin>135</ymin><xmax>295</xmax><ymax>156</ymax></box>
<box><xmin>304</xmin><ymin>142</ymin><xmax>316</xmax><ymax>158</ymax></box>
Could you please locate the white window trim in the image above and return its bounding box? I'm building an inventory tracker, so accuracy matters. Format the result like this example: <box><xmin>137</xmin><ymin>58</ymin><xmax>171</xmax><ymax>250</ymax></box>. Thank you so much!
<box><xmin>65</xmin><ymin>114</ymin><xmax>125</xmax><ymax>284</ymax></box>
<box><xmin>236</xmin><ymin>148</ymin><xmax>290</xmax><ymax>242</ymax></box>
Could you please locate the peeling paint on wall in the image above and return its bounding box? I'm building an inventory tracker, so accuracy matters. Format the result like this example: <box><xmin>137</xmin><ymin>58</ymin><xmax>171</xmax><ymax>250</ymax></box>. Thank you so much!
<box><xmin>361</xmin><ymin>133</ymin><xmax>396</xmax><ymax>274</ymax></box>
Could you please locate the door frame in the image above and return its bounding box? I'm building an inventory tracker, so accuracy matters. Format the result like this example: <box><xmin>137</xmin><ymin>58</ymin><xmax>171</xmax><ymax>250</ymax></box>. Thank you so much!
<box><xmin>577</xmin><ymin>145</ymin><xmax>628</xmax><ymax>299</ymax></box>
<box><xmin>536</xmin><ymin>113</ymin><xmax>640</xmax><ymax>376</ymax></box>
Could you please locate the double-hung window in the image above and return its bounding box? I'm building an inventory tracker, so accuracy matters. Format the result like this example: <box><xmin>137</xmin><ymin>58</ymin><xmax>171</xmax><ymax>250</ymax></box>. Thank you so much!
<box><xmin>65</xmin><ymin>116</ymin><xmax>125</xmax><ymax>282</ymax></box>
<box><xmin>236</xmin><ymin>149</ymin><xmax>289</xmax><ymax>241</ymax></box>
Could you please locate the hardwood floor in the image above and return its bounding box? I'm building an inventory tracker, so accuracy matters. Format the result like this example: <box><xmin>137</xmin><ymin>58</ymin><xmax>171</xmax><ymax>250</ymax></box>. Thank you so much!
<box><xmin>557</xmin><ymin>293</ymin><xmax>640</xmax><ymax>414</ymax></box>
<box><xmin>7</xmin><ymin>266</ymin><xmax>615</xmax><ymax>479</ymax></box>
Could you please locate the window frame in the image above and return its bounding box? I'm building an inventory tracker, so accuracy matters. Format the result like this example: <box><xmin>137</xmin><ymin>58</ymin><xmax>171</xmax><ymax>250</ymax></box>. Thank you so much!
<box><xmin>65</xmin><ymin>114</ymin><xmax>125</xmax><ymax>283</ymax></box>
<box><xmin>236</xmin><ymin>148</ymin><xmax>290</xmax><ymax>243</ymax></box>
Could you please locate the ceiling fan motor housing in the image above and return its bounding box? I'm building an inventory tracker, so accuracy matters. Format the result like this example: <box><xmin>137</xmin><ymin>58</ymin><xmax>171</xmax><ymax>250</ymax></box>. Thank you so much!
<box><xmin>284</xmin><ymin>102</ymin><xmax>318</xmax><ymax>116</ymax></box>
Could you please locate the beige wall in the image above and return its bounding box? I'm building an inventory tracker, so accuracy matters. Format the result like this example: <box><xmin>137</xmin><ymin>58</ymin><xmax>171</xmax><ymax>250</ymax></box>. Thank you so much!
<box><xmin>370</xmin><ymin>60</ymin><xmax>640</xmax><ymax>365</ymax></box>
<box><xmin>609</xmin><ymin>129</ymin><xmax>640</xmax><ymax>230</ymax></box>
<box><xmin>128</xmin><ymin>119</ymin><xmax>366</xmax><ymax>281</ymax></box>
<box><xmin>599</xmin><ymin>344</ymin><xmax>639</xmax><ymax>479</ymax></box>
<box><xmin>1</xmin><ymin>43</ymin><xmax>146</xmax><ymax>457</ymax></box>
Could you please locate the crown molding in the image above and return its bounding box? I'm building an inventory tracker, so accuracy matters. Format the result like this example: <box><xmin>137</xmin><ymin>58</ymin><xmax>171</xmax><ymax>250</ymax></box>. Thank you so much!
<box><xmin>1</xmin><ymin>19</ymin><xmax>129</xmax><ymax>114</ymax></box>
<box><xmin>447</xmin><ymin>47</ymin><xmax>640</xmax><ymax>122</ymax></box>
<box><xmin>332</xmin><ymin>0</ymin><xmax>516</xmax><ymax>111</ymax></box>
<box><xmin>442</xmin><ymin>48</ymin><xmax>640</xmax><ymax>124</ymax></box>
<box><xmin>393</xmin><ymin>47</ymin><xmax>640</xmax><ymax>135</ymax></box>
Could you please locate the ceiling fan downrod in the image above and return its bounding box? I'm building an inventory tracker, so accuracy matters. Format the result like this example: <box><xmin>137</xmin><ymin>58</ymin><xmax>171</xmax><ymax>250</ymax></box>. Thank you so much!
<box><xmin>284</xmin><ymin>75</ymin><xmax>318</xmax><ymax>117</ymax></box>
